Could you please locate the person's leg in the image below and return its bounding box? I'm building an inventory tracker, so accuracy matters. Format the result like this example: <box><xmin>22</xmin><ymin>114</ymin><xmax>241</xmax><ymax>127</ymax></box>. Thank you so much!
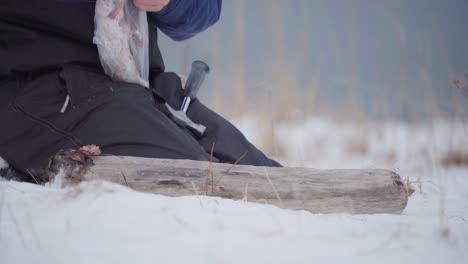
<box><xmin>0</xmin><ymin>65</ymin><xmax>280</xmax><ymax>183</ymax></box>
<box><xmin>58</xmin><ymin>66</ymin><xmax>212</xmax><ymax>162</ymax></box>
<box><xmin>0</xmin><ymin>65</ymin><xmax>212</xmax><ymax>180</ymax></box>
<box><xmin>152</xmin><ymin>73</ymin><xmax>281</xmax><ymax>167</ymax></box>
<box><xmin>0</xmin><ymin>74</ymin><xmax>70</xmax><ymax>180</ymax></box>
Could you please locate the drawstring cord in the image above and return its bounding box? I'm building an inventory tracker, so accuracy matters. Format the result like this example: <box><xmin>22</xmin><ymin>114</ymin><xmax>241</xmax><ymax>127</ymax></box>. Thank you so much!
<box><xmin>60</xmin><ymin>95</ymin><xmax>70</xmax><ymax>113</ymax></box>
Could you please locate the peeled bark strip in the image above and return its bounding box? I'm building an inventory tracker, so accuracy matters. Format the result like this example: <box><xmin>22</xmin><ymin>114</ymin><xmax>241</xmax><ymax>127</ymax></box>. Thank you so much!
<box><xmin>48</xmin><ymin>155</ymin><xmax>408</xmax><ymax>214</ymax></box>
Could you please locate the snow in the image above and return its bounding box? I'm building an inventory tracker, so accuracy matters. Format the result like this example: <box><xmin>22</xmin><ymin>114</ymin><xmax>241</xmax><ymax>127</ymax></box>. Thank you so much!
<box><xmin>0</xmin><ymin>157</ymin><xmax>7</xmax><ymax>170</ymax></box>
<box><xmin>1</xmin><ymin>118</ymin><xmax>468</xmax><ymax>263</ymax></box>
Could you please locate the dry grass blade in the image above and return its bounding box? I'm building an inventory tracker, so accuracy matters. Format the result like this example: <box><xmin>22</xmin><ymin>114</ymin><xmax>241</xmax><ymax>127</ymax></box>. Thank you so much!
<box><xmin>448</xmin><ymin>216</ymin><xmax>468</xmax><ymax>225</ymax></box>
<box><xmin>406</xmin><ymin>177</ymin><xmax>415</xmax><ymax>197</ymax></box>
<box><xmin>191</xmin><ymin>181</ymin><xmax>199</xmax><ymax>196</ymax></box>
<box><xmin>214</xmin><ymin>150</ymin><xmax>249</xmax><ymax>186</ymax></box>
<box><xmin>26</xmin><ymin>168</ymin><xmax>40</xmax><ymax>185</ymax></box>
<box><xmin>191</xmin><ymin>181</ymin><xmax>203</xmax><ymax>207</ymax></box>
<box><xmin>242</xmin><ymin>183</ymin><xmax>249</xmax><ymax>202</ymax></box>
<box><xmin>205</xmin><ymin>143</ymin><xmax>215</xmax><ymax>195</ymax></box>
<box><xmin>464</xmin><ymin>122</ymin><xmax>468</xmax><ymax>138</ymax></box>
<box><xmin>263</xmin><ymin>167</ymin><xmax>282</xmax><ymax>205</ymax></box>
<box><xmin>452</xmin><ymin>75</ymin><xmax>468</xmax><ymax>98</ymax></box>
<box><xmin>226</xmin><ymin>150</ymin><xmax>248</xmax><ymax>173</ymax></box>
<box><xmin>120</xmin><ymin>171</ymin><xmax>129</xmax><ymax>187</ymax></box>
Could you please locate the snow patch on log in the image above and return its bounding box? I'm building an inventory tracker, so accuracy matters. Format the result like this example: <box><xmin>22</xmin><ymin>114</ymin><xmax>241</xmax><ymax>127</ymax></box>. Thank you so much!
<box><xmin>0</xmin><ymin>157</ymin><xmax>7</xmax><ymax>170</ymax></box>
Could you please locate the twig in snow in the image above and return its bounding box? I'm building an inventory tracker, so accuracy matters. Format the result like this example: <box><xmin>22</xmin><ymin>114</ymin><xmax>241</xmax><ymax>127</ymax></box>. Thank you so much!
<box><xmin>448</xmin><ymin>215</ymin><xmax>468</xmax><ymax>225</ymax></box>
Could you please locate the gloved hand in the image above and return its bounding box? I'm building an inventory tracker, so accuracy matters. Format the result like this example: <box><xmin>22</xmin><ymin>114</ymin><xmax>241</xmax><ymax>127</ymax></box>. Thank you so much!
<box><xmin>133</xmin><ymin>0</ymin><xmax>170</xmax><ymax>12</ymax></box>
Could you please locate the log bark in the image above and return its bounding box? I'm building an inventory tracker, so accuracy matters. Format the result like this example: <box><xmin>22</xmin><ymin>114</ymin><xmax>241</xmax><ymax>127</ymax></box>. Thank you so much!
<box><xmin>47</xmin><ymin>155</ymin><xmax>408</xmax><ymax>214</ymax></box>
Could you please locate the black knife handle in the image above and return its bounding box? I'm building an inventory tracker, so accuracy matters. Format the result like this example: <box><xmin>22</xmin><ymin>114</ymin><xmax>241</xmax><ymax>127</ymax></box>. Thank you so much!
<box><xmin>184</xmin><ymin>60</ymin><xmax>210</xmax><ymax>99</ymax></box>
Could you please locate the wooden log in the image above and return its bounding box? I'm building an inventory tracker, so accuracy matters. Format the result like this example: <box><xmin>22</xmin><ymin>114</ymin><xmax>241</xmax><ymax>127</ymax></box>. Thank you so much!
<box><xmin>47</xmin><ymin>155</ymin><xmax>408</xmax><ymax>214</ymax></box>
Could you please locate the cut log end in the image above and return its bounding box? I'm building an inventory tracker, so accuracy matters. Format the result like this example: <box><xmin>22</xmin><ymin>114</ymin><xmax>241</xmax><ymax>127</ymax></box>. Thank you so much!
<box><xmin>47</xmin><ymin>154</ymin><xmax>408</xmax><ymax>215</ymax></box>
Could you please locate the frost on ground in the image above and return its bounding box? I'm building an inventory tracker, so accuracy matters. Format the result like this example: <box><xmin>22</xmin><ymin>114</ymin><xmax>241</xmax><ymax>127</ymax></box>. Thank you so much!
<box><xmin>1</xmin><ymin>118</ymin><xmax>468</xmax><ymax>264</ymax></box>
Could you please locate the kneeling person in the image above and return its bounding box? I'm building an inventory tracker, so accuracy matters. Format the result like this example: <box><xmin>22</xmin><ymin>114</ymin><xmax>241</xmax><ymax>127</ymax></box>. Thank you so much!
<box><xmin>0</xmin><ymin>0</ymin><xmax>280</xmax><ymax>182</ymax></box>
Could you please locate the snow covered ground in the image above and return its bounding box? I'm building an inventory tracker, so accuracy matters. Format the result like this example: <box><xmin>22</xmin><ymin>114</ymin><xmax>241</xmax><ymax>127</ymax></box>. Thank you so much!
<box><xmin>1</xmin><ymin>118</ymin><xmax>468</xmax><ymax>264</ymax></box>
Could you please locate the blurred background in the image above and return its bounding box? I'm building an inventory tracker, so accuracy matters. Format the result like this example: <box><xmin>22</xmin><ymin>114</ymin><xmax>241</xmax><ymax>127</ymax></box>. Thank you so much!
<box><xmin>158</xmin><ymin>0</ymin><xmax>468</xmax><ymax>168</ymax></box>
